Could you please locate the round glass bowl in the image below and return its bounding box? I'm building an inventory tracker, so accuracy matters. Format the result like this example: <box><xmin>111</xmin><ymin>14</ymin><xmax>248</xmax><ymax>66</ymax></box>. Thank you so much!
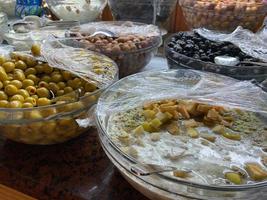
<box><xmin>95</xmin><ymin>70</ymin><xmax>267</xmax><ymax>200</ymax></box>
<box><xmin>68</xmin><ymin>21</ymin><xmax>162</xmax><ymax>78</ymax></box>
<box><xmin>0</xmin><ymin>52</ymin><xmax>118</xmax><ymax>145</ymax></box>
<box><xmin>108</xmin><ymin>0</ymin><xmax>177</xmax><ymax>25</ymax></box>
<box><xmin>46</xmin><ymin>0</ymin><xmax>107</xmax><ymax>24</ymax></box>
<box><xmin>179</xmin><ymin>0</ymin><xmax>267</xmax><ymax>32</ymax></box>
<box><xmin>0</xmin><ymin>0</ymin><xmax>16</xmax><ymax>18</ymax></box>
<box><xmin>165</xmin><ymin>33</ymin><xmax>267</xmax><ymax>82</ymax></box>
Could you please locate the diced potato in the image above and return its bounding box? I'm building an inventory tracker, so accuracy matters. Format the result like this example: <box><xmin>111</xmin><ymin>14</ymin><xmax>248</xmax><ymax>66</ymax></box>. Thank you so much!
<box><xmin>184</xmin><ymin>119</ymin><xmax>199</xmax><ymax>128</ymax></box>
<box><xmin>156</xmin><ymin>112</ymin><xmax>171</xmax><ymax>123</ymax></box>
<box><xmin>245</xmin><ymin>163</ymin><xmax>267</xmax><ymax>181</ymax></box>
<box><xmin>212</xmin><ymin>125</ymin><xmax>225</xmax><ymax>134</ymax></box>
<box><xmin>187</xmin><ymin>127</ymin><xmax>199</xmax><ymax>138</ymax></box>
<box><xmin>159</xmin><ymin>105</ymin><xmax>178</xmax><ymax>113</ymax></box>
<box><xmin>197</xmin><ymin>104</ymin><xmax>213</xmax><ymax>114</ymax></box>
<box><xmin>118</xmin><ymin>131</ymin><xmax>130</xmax><ymax>144</ymax></box>
<box><xmin>203</xmin><ymin>116</ymin><xmax>215</xmax><ymax>126</ymax></box>
<box><xmin>200</xmin><ymin>133</ymin><xmax>216</xmax><ymax>142</ymax></box>
<box><xmin>143</xmin><ymin>102</ymin><xmax>158</xmax><ymax>110</ymax></box>
<box><xmin>207</xmin><ymin>109</ymin><xmax>222</xmax><ymax>122</ymax></box>
<box><xmin>150</xmin><ymin>132</ymin><xmax>161</xmax><ymax>142</ymax></box>
<box><xmin>166</xmin><ymin>121</ymin><xmax>180</xmax><ymax>135</ymax></box>
<box><xmin>173</xmin><ymin>170</ymin><xmax>191</xmax><ymax>178</ymax></box>
<box><xmin>185</xmin><ymin>102</ymin><xmax>198</xmax><ymax>115</ymax></box>
<box><xmin>225</xmin><ymin>172</ymin><xmax>243</xmax><ymax>184</ymax></box>
<box><xmin>142</xmin><ymin>122</ymin><xmax>153</xmax><ymax>133</ymax></box>
<box><xmin>222</xmin><ymin>132</ymin><xmax>241</xmax><ymax>141</ymax></box>
<box><xmin>143</xmin><ymin>109</ymin><xmax>156</xmax><ymax>120</ymax></box>
<box><xmin>133</xmin><ymin>125</ymin><xmax>145</xmax><ymax>136</ymax></box>
<box><xmin>177</xmin><ymin>105</ymin><xmax>190</xmax><ymax>119</ymax></box>
<box><xmin>150</xmin><ymin>118</ymin><xmax>162</xmax><ymax>129</ymax></box>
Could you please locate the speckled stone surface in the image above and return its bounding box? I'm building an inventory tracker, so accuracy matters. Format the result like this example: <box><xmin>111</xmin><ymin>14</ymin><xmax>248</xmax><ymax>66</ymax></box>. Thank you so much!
<box><xmin>0</xmin><ymin>129</ymin><xmax>149</xmax><ymax>200</ymax></box>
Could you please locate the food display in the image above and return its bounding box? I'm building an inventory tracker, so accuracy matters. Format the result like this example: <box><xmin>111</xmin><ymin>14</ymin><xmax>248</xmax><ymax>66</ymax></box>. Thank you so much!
<box><xmin>108</xmin><ymin>0</ymin><xmax>177</xmax><ymax>25</ymax></box>
<box><xmin>0</xmin><ymin>44</ymin><xmax>118</xmax><ymax>145</ymax></box>
<box><xmin>179</xmin><ymin>0</ymin><xmax>267</xmax><ymax>32</ymax></box>
<box><xmin>46</xmin><ymin>0</ymin><xmax>107</xmax><ymax>24</ymax></box>
<box><xmin>165</xmin><ymin>31</ymin><xmax>267</xmax><ymax>81</ymax></box>
<box><xmin>107</xmin><ymin>99</ymin><xmax>267</xmax><ymax>185</ymax></box>
<box><xmin>96</xmin><ymin>70</ymin><xmax>267</xmax><ymax>200</ymax></box>
<box><xmin>68</xmin><ymin>21</ymin><xmax>162</xmax><ymax>77</ymax></box>
<box><xmin>0</xmin><ymin>0</ymin><xmax>16</xmax><ymax>18</ymax></box>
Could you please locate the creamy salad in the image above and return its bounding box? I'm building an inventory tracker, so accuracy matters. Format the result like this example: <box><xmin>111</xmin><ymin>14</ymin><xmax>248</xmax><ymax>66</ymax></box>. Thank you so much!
<box><xmin>107</xmin><ymin>99</ymin><xmax>267</xmax><ymax>186</ymax></box>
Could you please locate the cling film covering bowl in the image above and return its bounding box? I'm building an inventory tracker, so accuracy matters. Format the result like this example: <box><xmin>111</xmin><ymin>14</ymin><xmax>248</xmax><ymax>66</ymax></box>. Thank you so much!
<box><xmin>96</xmin><ymin>69</ymin><xmax>267</xmax><ymax>200</ymax></box>
<box><xmin>0</xmin><ymin>39</ymin><xmax>118</xmax><ymax>145</ymax></box>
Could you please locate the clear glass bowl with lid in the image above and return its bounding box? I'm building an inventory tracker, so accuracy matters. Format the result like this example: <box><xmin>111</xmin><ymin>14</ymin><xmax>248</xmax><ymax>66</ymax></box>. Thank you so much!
<box><xmin>0</xmin><ymin>48</ymin><xmax>118</xmax><ymax>145</ymax></box>
<box><xmin>179</xmin><ymin>0</ymin><xmax>267</xmax><ymax>32</ymax></box>
<box><xmin>95</xmin><ymin>70</ymin><xmax>267</xmax><ymax>200</ymax></box>
<box><xmin>46</xmin><ymin>0</ymin><xmax>107</xmax><ymax>24</ymax></box>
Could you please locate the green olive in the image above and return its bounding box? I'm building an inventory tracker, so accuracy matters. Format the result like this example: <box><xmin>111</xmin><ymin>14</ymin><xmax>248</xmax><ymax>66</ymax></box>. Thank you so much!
<box><xmin>22</xmin><ymin>102</ymin><xmax>34</xmax><ymax>108</ymax></box>
<box><xmin>25</xmin><ymin>68</ymin><xmax>37</xmax><ymax>76</ymax></box>
<box><xmin>10</xmin><ymin>94</ymin><xmax>24</xmax><ymax>102</ymax></box>
<box><xmin>85</xmin><ymin>81</ymin><xmax>97</xmax><ymax>92</ymax></box>
<box><xmin>0</xmin><ymin>91</ymin><xmax>8</xmax><ymax>100</ymax></box>
<box><xmin>40</xmin><ymin>75</ymin><xmax>51</xmax><ymax>83</ymax></box>
<box><xmin>0</xmin><ymin>67</ymin><xmax>9</xmax><ymax>82</ymax></box>
<box><xmin>10</xmin><ymin>80</ymin><xmax>23</xmax><ymax>89</ymax></box>
<box><xmin>48</xmin><ymin>82</ymin><xmax>60</xmax><ymax>93</ymax></box>
<box><xmin>56</xmin><ymin>90</ymin><xmax>65</xmax><ymax>96</ymax></box>
<box><xmin>0</xmin><ymin>56</ymin><xmax>6</xmax><ymax>65</ymax></box>
<box><xmin>2</xmin><ymin>62</ymin><xmax>15</xmax><ymax>73</ymax></box>
<box><xmin>57</xmin><ymin>82</ymin><xmax>66</xmax><ymax>89</ymax></box>
<box><xmin>31</xmin><ymin>44</ymin><xmax>41</xmax><ymax>56</ymax></box>
<box><xmin>17</xmin><ymin>89</ymin><xmax>29</xmax><ymax>99</ymax></box>
<box><xmin>34</xmin><ymin>64</ymin><xmax>44</xmax><ymax>74</ymax></box>
<box><xmin>26</xmin><ymin>57</ymin><xmax>37</xmax><ymax>67</ymax></box>
<box><xmin>37</xmin><ymin>98</ymin><xmax>51</xmax><ymax>106</ymax></box>
<box><xmin>0</xmin><ymin>100</ymin><xmax>9</xmax><ymax>108</ymax></box>
<box><xmin>24</xmin><ymin>97</ymin><xmax>36</xmax><ymax>106</ymax></box>
<box><xmin>31</xmin><ymin>95</ymin><xmax>39</xmax><ymax>100</ymax></box>
<box><xmin>43</xmin><ymin>64</ymin><xmax>53</xmax><ymax>74</ymax></box>
<box><xmin>38</xmin><ymin>81</ymin><xmax>49</xmax><ymax>88</ymax></box>
<box><xmin>64</xmin><ymin>86</ymin><xmax>73</xmax><ymax>94</ymax></box>
<box><xmin>51</xmin><ymin>73</ymin><xmax>63</xmax><ymax>83</ymax></box>
<box><xmin>27</xmin><ymin>74</ymin><xmax>39</xmax><ymax>84</ymax></box>
<box><xmin>25</xmin><ymin>86</ymin><xmax>37</xmax><ymax>95</ymax></box>
<box><xmin>62</xmin><ymin>71</ymin><xmax>72</xmax><ymax>81</ymax></box>
<box><xmin>14</xmin><ymin>70</ymin><xmax>26</xmax><ymax>81</ymax></box>
<box><xmin>5</xmin><ymin>85</ymin><xmax>18</xmax><ymax>96</ymax></box>
<box><xmin>36</xmin><ymin>87</ymin><xmax>50</xmax><ymax>98</ymax></box>
<box><xmin>9</xmin><ymin>100</ymin><xmax>22</xmax><ymax>108</ymax></box>
<box><xmin>15</xmin><ymin>60</ymin><xmax>27</xmax><ymax>70</ymax></box>
<box><xmin>0</xmin><ymin>81</ymin><xmax>3</xmax><ymax>89</ymax></box>
<box><xmin>22</xmin><ymin>79</ymin><xmax>35</xmax><ymax>88</ymax></box>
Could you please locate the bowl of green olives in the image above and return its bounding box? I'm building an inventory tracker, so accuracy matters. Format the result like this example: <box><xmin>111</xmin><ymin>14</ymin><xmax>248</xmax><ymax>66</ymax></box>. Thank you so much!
<box><xmin>0</xmin><ymin>45</ymin><xmax>118</xmax><ymax>145</ymax></box>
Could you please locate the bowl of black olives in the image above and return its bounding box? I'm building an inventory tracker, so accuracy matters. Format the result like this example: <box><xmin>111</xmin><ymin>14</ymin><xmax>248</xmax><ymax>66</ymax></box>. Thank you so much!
<box><xmin>165</xmin><ymin>31</ymin><xmax>267</xmax><ymax>82</ymax></box>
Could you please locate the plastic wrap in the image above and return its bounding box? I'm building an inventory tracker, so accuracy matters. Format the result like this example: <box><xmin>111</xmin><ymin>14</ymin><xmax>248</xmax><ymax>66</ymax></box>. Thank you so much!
<box><xmin>40</xmin><ymin>37</ymin><xmax>118</xmax><ymax>88</ymax></box>
<box><xmin>70</xmin><ymin>21</ymin><xmax>161</xmax><ymax>37</ymax></box>
<box><xmin>97</xmin><ymin>70</ymin><xmax>267</xmax><ymax>127</ymax></box>
<box><xmin>196</xmin><ymin>26</ymin><xmax>267</xmax><ymax>62</ymax></box>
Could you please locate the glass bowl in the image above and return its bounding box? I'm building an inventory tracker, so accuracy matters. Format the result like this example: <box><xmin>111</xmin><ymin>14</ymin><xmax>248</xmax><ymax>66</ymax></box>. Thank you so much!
<box><xmin>108</xmin><ymin>0</ymin><xmax>177</xmax><ymax>25</ymax></box>
<box><xmin>165</xmin><ymin>32</ymin><xmax>267</xmax><ymax>82</ymax></box>
<box><xmin>0</xmin><ymin>51</ymin><xmax>118</xmax><ymax>145</ymax></box>
<box><xmin>46</xmin><ymin>0</ymin><xmax>107</xmax><ymax>24</ymax></box>
<box><xmin>0</xmin><ymin>0</ymin><xmax>16</xmax><ymax>18</ymax></box>
<box><xmin>95</xmin><ymin>70</ymin><xmax>267</xmax><ymax>200</ymax></box>
<box><xmin>179</xmin><ymin>0</ymin><xmax>267</xmax><ymax>32</ymax></box>
<box><xmin>68</xmin><ymin>21</ymin><xmax>162</xmax><ymax>78</ymax></box>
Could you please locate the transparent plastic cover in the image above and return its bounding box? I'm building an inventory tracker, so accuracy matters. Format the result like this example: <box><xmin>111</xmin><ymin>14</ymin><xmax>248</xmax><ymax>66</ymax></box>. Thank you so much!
<box><xmin>97</xmin><ymin>70</ymin><xmax>267</xmax><ymax>127</ymax></box>
<box><xmin>41</xmin><ymin>37</ymin><xmax>118</xmax><ymax>88</ymax></box>
<box><xmin>70</xmin><ymin>21</ymin><xmax>161</xmax><ymax>37</ymax></box>
<box><xmin>196</xmin><ymin>25</ymin><xmax>267</xmax><ymax>62</ymax></box>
